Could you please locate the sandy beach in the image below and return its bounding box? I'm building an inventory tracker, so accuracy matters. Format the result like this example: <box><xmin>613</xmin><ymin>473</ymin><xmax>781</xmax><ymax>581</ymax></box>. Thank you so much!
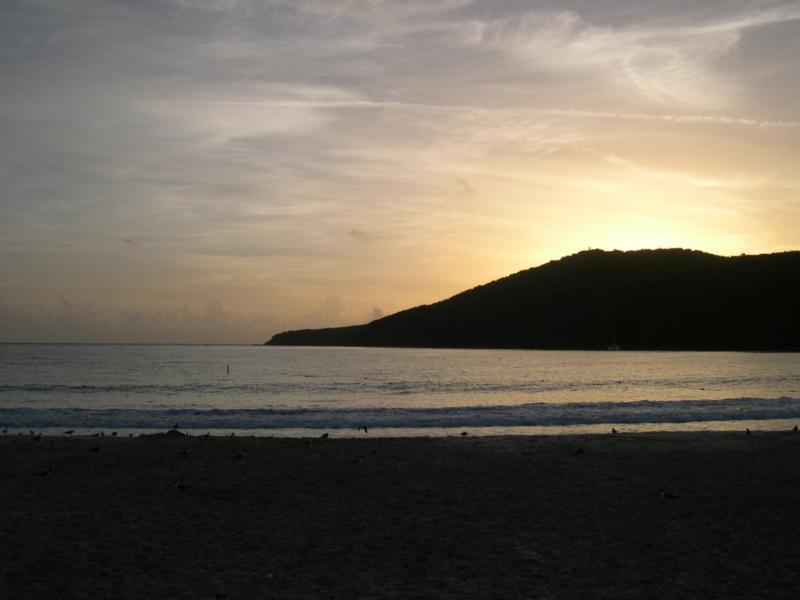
<box><xmin>2</xmin><ymin>430</ymin><xmax>799</xmax><ymax>599</ymax></box>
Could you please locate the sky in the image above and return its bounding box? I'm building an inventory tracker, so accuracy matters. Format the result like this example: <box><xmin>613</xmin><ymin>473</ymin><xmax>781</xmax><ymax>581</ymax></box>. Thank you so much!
<box><xmin>1</xmin><ymin>0</ymin><xmax>799</xmax><ymax>343</ymax></box>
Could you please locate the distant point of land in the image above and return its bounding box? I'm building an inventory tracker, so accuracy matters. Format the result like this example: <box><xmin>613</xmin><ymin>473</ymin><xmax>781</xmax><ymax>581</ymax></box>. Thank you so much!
<box><xmin>265</xmin><ymin>249</ymin><xmax>800</xmax><ymax>351</ymax></box>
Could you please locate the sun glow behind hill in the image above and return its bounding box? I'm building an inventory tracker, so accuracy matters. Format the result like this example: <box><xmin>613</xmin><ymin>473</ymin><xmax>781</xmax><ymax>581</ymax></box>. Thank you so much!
<box><xmin>1</xmin><ymin>1</ymin><xmax>799</xmax><ymax>343</ymax></box>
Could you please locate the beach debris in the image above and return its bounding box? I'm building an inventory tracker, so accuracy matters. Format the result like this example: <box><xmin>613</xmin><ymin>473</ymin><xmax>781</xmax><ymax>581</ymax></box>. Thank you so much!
<box><xmin>89</xmin><ymin>446</ymin><xmax>101</xmax><ymax>452</ymax></box>
<box><xmin>36</xmin><ymin>468</ymin><xmax>53</xmax><ymax>477</ymax></box>
<box><xmin>792</xmin><ymin>425</ymin><xmax>798</xmax><ymax>433</ymax></box>
<box><xmin>659</xmin><ymin>488</ymin><xmax>680</xmax><ymax>500</ymax></box>
<box><xmin>232</xmin><ymin>451</ymin><xmax>245</xmax><ymax>460</ymax></box>
<box><xmin>180</xmin><ymin>449</ymin><xmax>191</xmax><ymax>456</ymax></box>
<box><xmin>1</xmin><ymin>426</ymin><xmax>6</xmax><ymax>434</ymax></box>
<box><xmin>612</xmin><ymin>427</ymin><xmax>618</xmax><ymax>435</ymax></box>
<box><xmin>746</xmin><ymin>428</ymin><xmax>751</xmax><ymax>437</ymax></box>
<box><xmin>460</xmin><ymin>431</ymin><xmax>469</xmax><ymax>437</ymax></box>
<box><xmin>63</xmin><ymin>430</ymin><xmax>74</xmax><ymax>436</ymax></box>
<box><xmin>111</xmin><ymin>431</ymin><xmax>118</xmax><ymax>437</ymax></box>
<box><xmin>174</xmin><ymin>479</ymin><xmax>192</xmax><ymax>492</ymax></box>
<box><xmin>31</xmin><ymin>433</ymin><xmax>42</xmax><ymax>442</ymax></box>
<box><xmin>319</xmin><ymin>432</ymin><xmax>329</xmax><ymax>439</ymax></box>
<box><xmin>172</xmin><ymin>423</ymin><xmax>180</xmax><ymax>430</ymax></box>
<box><xmin>201</xmin><ymin>432</ymin><xmax>211</xmax><ymax>438</ymax></box>
<box><xmin>574</xmin><ymin>445</ymin><xmax>585</xmax><ymax>455</ymax></box>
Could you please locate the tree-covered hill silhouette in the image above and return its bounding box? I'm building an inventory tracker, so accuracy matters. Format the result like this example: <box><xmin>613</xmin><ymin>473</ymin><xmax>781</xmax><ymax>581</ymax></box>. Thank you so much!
<box><xmin>265</xmin><ymin>249</ymin><xmax>800</xmax><ymax>351</ymax></box>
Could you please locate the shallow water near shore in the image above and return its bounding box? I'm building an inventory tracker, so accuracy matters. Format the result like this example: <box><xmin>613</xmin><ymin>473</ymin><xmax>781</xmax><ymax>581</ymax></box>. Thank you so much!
<box><xmin>2</xmin><ymin>344</ymin><xmax>799</xmax><ymax>435</ymax></box>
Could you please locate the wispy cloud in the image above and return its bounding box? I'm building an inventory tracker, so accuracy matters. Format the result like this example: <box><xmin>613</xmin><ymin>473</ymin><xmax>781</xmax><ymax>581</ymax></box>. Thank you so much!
<box><xmin>461</xmin><ymin>3</ymin><xmax>800</xmax><ymax>109</ymax></box>
<box><xmin>2</xmin><ymin>0</ymin><xmax>799</xmax><ymax>342</ymax></box>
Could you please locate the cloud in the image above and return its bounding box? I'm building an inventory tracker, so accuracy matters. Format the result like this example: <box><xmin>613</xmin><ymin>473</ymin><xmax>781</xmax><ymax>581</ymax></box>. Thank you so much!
<box><xmin>295</xmin><ymin>294</ymin><xmax>347</xmax><ymax>329</ymax></box>
<box><xmin>461</xmin><ymin>4</ymin><xmax>800</xmax><ymax>109</ymax></box>
<box><xmin>0</xmin><ymin>299</ymin><xmax>279</xmax><ymax>344</ymax></box>
<box><xmin>456</xmin><ymin>178</ymin><xmax>474</xmax><ymax>195</ymax></box>
<box><xmin>348</xmin><ymin>228</ymin><xmax>381</xmax><ymax>242</ymax></box>
<box><xmin>1</xmin><ymin>0</ymin><xmax>799</xmax><ymax>342</ymax></box>
<box><xmin>272</xmin><ymin>0</ymin><xmax>474</xmax><ymax>22</ymax></box>
<box><xmin>605</xmin><ymin>154</ymin><xmax>759</xmax><ymax>190</ymax></box>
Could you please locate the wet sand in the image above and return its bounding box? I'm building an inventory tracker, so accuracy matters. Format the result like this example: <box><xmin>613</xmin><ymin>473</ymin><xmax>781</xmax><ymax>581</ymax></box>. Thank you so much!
<box><xmin>2</xmin><ymin>430</ymin><xmax>799</xmax><ymax>599</ymax></box>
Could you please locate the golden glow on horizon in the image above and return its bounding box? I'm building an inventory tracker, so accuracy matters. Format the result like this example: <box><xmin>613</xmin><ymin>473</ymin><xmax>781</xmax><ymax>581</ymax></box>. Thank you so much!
<box><xmin>2</xmin><ymin>1</ymin><xmax>799</xmax><ymax>343</ymax></box>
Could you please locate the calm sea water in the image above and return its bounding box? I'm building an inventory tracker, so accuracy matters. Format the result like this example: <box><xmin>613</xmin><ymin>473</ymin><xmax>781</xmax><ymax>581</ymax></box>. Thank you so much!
<box><xmin>1</xmin><ymin>344</ymin><xmax>799</xmax><ymax>436</ymax></box>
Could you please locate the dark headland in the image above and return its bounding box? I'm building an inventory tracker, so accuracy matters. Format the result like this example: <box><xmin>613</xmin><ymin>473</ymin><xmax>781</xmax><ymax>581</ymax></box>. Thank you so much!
<box><xmin>266</xmin><ymin>249</ymin><xmax>800</xmax><ymax>351</ymax></box>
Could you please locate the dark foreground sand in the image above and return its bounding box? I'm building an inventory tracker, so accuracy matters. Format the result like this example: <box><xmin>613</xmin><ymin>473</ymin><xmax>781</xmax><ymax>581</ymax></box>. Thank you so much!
<box><xmin>2</xmin><ymin>431</ymin><xmax>799</xmax><ymax>599</ymax></box>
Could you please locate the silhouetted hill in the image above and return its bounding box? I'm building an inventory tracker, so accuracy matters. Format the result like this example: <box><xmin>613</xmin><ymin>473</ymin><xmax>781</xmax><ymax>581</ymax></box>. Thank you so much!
<box><xmin>266</xmin><ymin>249</ymin><xmax>800</xmax><ymax>351</ymax></box>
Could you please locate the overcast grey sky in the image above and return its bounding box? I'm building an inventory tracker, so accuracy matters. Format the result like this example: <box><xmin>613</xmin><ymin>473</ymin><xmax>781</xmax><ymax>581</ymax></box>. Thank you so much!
<box><xmin>2</xmin><ymin>0</ymin><xmax>799</xmax><ymax>342</ymax></box>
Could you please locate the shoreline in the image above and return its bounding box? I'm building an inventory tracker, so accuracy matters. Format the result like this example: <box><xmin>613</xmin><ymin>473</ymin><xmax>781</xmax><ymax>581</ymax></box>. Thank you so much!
<box><xmin>3</xmin><ymin>416</ymin><xmax>800</xmax><ymax>440</ymax></box>
<box><xmin>3</xmin><ymin>431</ymin><xmax>800</xmax><ymax>598</ymax></box>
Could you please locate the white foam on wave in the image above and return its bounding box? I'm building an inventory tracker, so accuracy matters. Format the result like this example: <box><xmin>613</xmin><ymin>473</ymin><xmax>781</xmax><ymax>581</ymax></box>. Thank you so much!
<box><xmin>2</xmin><ymin>397</ymin><xmax>800</xmax><ymax>430</ymax></box>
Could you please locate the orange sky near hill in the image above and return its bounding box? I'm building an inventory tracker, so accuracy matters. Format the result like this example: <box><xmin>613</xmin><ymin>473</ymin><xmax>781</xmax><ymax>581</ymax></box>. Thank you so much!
<box><xmin>1</xmin><ymin>0</ymin><xmax>799</xmax><ymax>343</ymax></box>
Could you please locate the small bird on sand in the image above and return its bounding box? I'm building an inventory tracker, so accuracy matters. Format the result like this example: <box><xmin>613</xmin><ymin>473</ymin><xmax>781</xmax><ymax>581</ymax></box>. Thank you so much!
<box><xmin>36</xmin><ymin>468</ymin><xmax>53</xmax><ymax>477</ymax></box>
<box><xmin>792</xmin><ymin>425</ymin><xmax>798</xmax><ymax>433</ymax></box>
<box><xmin>201</xmin><ymin>432</ymin><xmax>211</xmax><ymax>438</ymax></box>
<box><xmin>612</xmin><ymin>427</ymin><xmax>618</xmax><ymax>435</ymax></box>
<box><xmin>460</xmin><ymin>431</ymin><xmax>469</xmax><ymax>437</ymax></box>
<box><xmin>574</xmin><ymin>445</ymin><xmax>585</xmax><ymax>455</ymax></box>
<box><xmin>746</xmin><ymin>428</ymin><xmax>751</xmax><ymax>436</ymax></box>
<box><xmin>2</xmin><ymin>427</ymin><xmax>7</xmax><ymax>434</ymax></box>
<box><xmin>63</xmin><ymin>430</ymin><xmax>74</xmax><ymax>436</ymax></box>
<box><xmin>172</xmin><ymin>423</ymin><xmax>180</xmax><ymax>430</ymax></box>
<box><xmin>31</xmin><ymin>433</ymin><xmax>42</xmax><ymax>442</ymax></box>
<box><xmin>232</xmin><ymin>451</ymin><xmax>245</xmax><ymax>460</ymax></box>
<box><xmin>90</xmin><ymin>432</ymin><xmax>100</xmax><ymax>437</ymax></box>
<box><xmin>659</xmin><ymin>488</ymin><xmax>680</xmax><ymax>500</ymax></box>
<box><xmin>180</xmin><ymin>449</ymin><xmax>191</xmax><ymax>456</ymax></box>
<box><xmin>111</xmin><ymin>431</ymin><xmax>117</xmax><ymax>437</ymax></box>
<box><xmin>174</xmin><ymin>479</ymin><xmax>191</xmax><ymax>492</ymax></box>
<box><xmin>319</xmin><ymin>433</ymin><xmax>329</xmax><ymax>439</ymax></box>
<box><xmin>89</xmin><ymin>446</ymin><xmax>101</xmax><ymax>452</ymax></box>
<box><xmin>362</xmin><ymin>426</ymin><xmax>368</xmax><ymax>434</ymax></box>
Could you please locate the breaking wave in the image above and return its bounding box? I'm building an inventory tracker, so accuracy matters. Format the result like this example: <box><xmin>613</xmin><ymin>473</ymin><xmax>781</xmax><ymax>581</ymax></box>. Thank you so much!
<box><xmin>2</xmin><ymin>397</ymin><xmax>800</xmax><ymax>430</ymax></box>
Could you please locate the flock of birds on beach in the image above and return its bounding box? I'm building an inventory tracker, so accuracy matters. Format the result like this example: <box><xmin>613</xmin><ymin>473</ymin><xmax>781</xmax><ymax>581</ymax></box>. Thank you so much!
<box><xmin>5</xmin><ymin>422</ymin><xmax>800</xmax><ymax>502</ymax></box>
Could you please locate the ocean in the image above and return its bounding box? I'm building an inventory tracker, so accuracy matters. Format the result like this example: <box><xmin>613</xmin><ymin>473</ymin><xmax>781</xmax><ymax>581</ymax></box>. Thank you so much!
<box><xmin>1</xmin><ymin>344</ymin><xmax>799</xmax><ymax>436</ymax></box>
